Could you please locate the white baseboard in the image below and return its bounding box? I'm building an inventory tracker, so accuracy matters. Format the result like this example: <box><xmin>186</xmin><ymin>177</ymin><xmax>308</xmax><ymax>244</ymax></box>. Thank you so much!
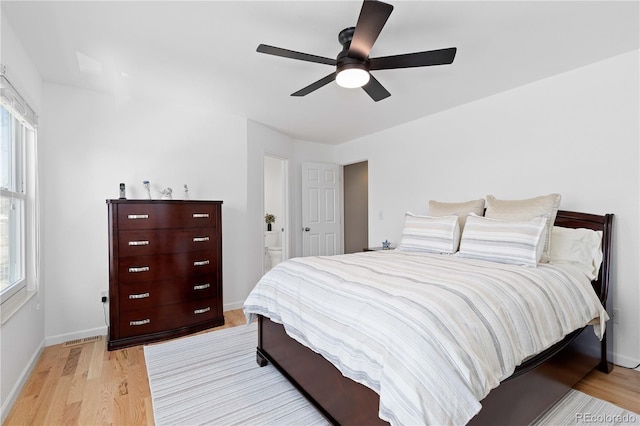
<box><xmin>224</xmin><ymin>301</ymin><xmax>245</xmax><ymax>312</ymax></box>
<box><xmin>613</xmin><ymin>352</ymin><xmax>640</xmax><ymax>369</ymax></box>
<box><xmin>45</xmin><ymin>305</ymin><xmax>244</xmax><ymax>348</ymax></box>
<box><xmin>45</xmin><ymin>326</ymin><xmax>108</xmax><ymax>347</ymax></box>
<box><xmin>1</xmin><ymin>338</ymin><xmax>45</xmax><ymax>424</ymax></box>
<box><xmin>574</xmin><ymin>338</ymin><xmax>639</xmax><ymax>370</ymax></box>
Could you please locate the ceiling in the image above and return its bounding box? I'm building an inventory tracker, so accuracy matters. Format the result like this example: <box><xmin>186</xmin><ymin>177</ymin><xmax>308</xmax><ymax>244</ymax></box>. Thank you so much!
<box><xmin>2</xmin><ymin>1</ymin><xmax>638</xmax><ymax>144</ymax></box>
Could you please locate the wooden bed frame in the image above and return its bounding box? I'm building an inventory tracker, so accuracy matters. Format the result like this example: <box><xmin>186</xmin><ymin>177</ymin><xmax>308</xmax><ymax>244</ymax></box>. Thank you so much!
<box><xmin>255</xmin><ymin>210</ymin><xmax>614</xmax><ymax>425</ymax></box>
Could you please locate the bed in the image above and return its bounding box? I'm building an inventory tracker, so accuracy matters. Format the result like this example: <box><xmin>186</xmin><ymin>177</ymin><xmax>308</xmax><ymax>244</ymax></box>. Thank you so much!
<box><xmin>244</xmin><ymin>208</ymin><xmax>613</xmax><ymax>425</ymax></box>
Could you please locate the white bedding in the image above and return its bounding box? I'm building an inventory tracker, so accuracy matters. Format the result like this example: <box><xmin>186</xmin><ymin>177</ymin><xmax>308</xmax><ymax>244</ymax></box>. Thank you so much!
<box><xmin>243</xmin><ymin>251</ymin><xmax>608</xmax><ymax>426</ymax></box>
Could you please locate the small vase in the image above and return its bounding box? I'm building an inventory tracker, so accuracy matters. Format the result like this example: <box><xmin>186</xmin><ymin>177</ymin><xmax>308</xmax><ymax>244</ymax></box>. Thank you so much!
<box><xmin>267</xmin><ymin>223</ymin><xmax>272</xmax><ymax>231</ymax></box>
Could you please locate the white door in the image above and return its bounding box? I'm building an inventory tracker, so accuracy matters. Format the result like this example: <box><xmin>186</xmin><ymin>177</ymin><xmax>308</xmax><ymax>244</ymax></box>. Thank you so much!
<box><xmin>302</xmin><ymin>162</ymin><xmax>341</xmax><ymax>257</ymax></box>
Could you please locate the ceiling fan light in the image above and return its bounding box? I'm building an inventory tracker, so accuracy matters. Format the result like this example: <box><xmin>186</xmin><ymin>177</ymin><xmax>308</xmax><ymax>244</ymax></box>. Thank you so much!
<box><xmin>336</xmin><ymin>68</ymin><xmax>370</xmax><ymax>88</ymax></box>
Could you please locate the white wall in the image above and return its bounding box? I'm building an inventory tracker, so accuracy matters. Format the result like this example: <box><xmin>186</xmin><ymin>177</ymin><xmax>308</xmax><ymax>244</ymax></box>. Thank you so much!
<box><xmin>0</xmin><ymin>13</ymin><xmax>46</xmax><ymax>422</ymax></box>
<box><xmin>335</xmin><ymin>50</ymin><xmax>640</xmax><ymax>367</ymax></box>
<box><xmin>247</xmin><ymin>121</ymin><xmax>296</xmax><ymax>285</ymax></box>
<box><xmin>40</xmin><ymin>82</ymin><xmax>250</xmax><ymax>340</ymax></box>
<box><xmin>247</xmin><ymin>121</ymin><xmax>335</xmax><ymax>270</ymax></box>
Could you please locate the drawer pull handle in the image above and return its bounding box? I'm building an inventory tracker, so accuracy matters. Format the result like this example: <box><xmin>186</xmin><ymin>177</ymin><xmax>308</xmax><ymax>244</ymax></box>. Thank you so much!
<box><xmin>193</xmin><ymin>260</ymin><xmax>210</xmax><ymax>266</ymax></box>
<box><xmin>129</xmin><ymin>292</ymin><xmax>150</xmax><ymax>299</ymax></box>
<box><xmin>193</xmin><ymin>283</ymin><xmax>210</xmax><ymax>290</ymax></box>
<box><xmin>130</xmin><ymin>319</ymin><xmax>150</xmax><ymax>326</ymax></box>
<box><xmin>193</xmin><ymin>213</ymin><xmax>209</xmax><ymax>218</ymax></box>
<box><xmin>194</xmin><ymin>307</ymin><xmax>210</xmax><ymax>315</ymax></box>
<box><xmin>128</xmin><ymin>266</ymin><xmax>150</xmax><ymax>273</ymax></box>
<box><xmin>193</xmin><ymin>236</ymin><xmax>210</xmax><ymax>242</ymax></box>
<box><xmin>128</xmin><ymin>240</ymin><xmax>150</xmax><ymax>246</ymax></box>
<box><xmin>127</xmin><ymin>214</ymin><xmax>149</xmax><ymax>220</ymax></box>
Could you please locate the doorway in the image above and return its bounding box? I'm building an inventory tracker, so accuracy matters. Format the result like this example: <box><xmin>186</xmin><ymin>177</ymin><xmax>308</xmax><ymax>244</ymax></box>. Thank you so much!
<box><xmin>343</xmin><ymin>161</ymin><xmax>368</xmax><ymax>253</ymax></box>
<box><xmin>263</xmin><ymin>155</ymin><xmax>288</xmax><ymax>274</ymax></box>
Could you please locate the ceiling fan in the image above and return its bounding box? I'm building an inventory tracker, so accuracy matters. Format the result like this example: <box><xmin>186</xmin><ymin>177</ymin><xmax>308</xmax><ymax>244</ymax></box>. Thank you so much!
<box><xmin>257</xmin><ymin>0</ymin><xmax>457</xmax><ymax>102</ymax></box>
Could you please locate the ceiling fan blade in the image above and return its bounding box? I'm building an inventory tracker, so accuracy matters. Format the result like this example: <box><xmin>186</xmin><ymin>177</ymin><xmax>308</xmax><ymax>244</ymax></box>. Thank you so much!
<box><xmin>349</xmin><ymin>0</ymin><xmax>394</xmax><ymax>60</ymax></box>
<box><xmin>362</xmin><ymin>74</ymin><xmax>390</xmax><ymax>102</ymax></box>
<box><xmin>257</xmin><ymin>44</ymin><xmax>337</xmax><ymax>66</ymax></box>
<box><xmin>369</xmin><ymin>47</ymin><xmax>457</xmax><ymax>70</ymax></box>
<box><xmin>291</xmin><ymin>72</ymin><xmax>337</xmax><ymax>97</ymax></box>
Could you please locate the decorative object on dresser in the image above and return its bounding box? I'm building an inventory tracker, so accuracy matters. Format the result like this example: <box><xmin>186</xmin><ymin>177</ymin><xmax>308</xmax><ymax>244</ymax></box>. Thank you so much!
<box><xmin>106</xmin><ymin>199</ymin><xmax>224</xmax><ymax>350</ymax></box>
<box><xmin>143</xmin><ymin>180</ymin><xmax>152</xmax><ymax>199</ymax></box>
<box><xmin>160</xmin><ymin>187</ymin><xmax>173</xmax><ymax>200</ymax></box>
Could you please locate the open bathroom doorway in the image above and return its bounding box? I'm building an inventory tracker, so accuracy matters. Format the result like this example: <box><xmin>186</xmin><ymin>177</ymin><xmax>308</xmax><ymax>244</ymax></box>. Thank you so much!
<box><xmin>263</xmin><ymin>154</ymin><xmax>289</xmax><ymax>274</ymax></box>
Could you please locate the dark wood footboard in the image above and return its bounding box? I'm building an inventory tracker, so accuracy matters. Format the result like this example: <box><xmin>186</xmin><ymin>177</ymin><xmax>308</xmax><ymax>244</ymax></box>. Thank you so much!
<box><xmin>255</xmin><ymin>210</ymin><xmax>613</xmax><ymax>425</ymax></box>
<box><xmin>257</xmin><ymin>315</ymin><xmax>604</xmax><ymax>426</ymax></box>
<box><xmin>258</xmin><ymin>316</ymin><xmax>385</xmax><ymax>425</ymax></box>
<box><xmin>469</xmin><ymin>326</ymin><xmax>603</xmax><ymax>425</ymax></box>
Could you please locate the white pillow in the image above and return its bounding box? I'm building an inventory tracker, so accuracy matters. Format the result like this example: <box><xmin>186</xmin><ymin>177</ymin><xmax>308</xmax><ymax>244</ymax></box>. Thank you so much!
<box><xmin>548</xmin><ymin>226</ymin><xmax>603</xmax><ymax>281</ymax></box>
<box><xmin>485</xmin><ymin>194</ymin><xmax>561</xmax><ymax>263</ymax></box>
<box><xmin>458</xmin><ymin>213</ymin><xmax>547</xmax><ymax>267</ymax></box>
<box><xmin>397</xmin><ymin>213</ymin><xmax>460</xmax><ymax>254</ymax></box>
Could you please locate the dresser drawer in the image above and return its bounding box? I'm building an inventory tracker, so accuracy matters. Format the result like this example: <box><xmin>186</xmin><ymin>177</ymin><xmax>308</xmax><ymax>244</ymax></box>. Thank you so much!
<box><xmin>118</xmin><ymin>250</ymin><xmax>217</xmax><ymax>283</ymax></box>
<box><xmin>117</xmin><ymin>203</ymin><xmax>219</xmax><ymax>230</ymax></box>
<box><xmin>118</xmin><ymin>277</ymin><xmax>220</xmax><ymax>311</ymax></box>
<box><xmin>119</xmin><ymin>298</ymin><xmax>220</xmax><ymax>338</ymax></box>
<box><xmin>118</xmin><ymin>228</ymin><xmax>216</xmax><ymax>257</ymax></box>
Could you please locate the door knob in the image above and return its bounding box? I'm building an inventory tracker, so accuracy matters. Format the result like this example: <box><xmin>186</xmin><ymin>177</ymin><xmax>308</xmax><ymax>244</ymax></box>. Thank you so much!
<box><xmin>304</xmin><ymin>227</ymin><xmax>310</xmax><ymax>232</ymax></box>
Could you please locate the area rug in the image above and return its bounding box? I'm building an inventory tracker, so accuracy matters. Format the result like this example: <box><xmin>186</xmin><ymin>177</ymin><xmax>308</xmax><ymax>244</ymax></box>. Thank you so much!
<box><xmin>144</xmin><ymin>323</ymin><xmax>328</xmax><ymax>425</ymax></box>
<box><xmin>532</xmin><ymin>390</ymin><xmax>638</xmax><ymax>426</ymax></box>
<box><xmin>144</xmin><ymin>323</ymin><xmax>637</xmax><ymax>426</ymax></box>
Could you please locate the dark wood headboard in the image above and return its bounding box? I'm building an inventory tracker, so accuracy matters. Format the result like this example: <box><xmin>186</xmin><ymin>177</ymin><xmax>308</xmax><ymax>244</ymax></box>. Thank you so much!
<box><xmin>554</xmin><ymin>210</ymin><xmax>614</xmax><ymax>306</ymax></box>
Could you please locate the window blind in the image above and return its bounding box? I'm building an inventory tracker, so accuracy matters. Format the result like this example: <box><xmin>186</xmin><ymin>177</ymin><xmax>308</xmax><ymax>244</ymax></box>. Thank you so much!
<box><xmin>0</xmin><ymin>64</ymin><xmax>38</xmax><ymax>129</ymax></box>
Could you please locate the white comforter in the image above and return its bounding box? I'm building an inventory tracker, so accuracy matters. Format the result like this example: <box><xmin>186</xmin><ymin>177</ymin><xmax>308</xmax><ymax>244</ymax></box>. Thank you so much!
<box><xmin>243</xmin><ymin>251</ymin><xmax>608</xmax><ymax>426</ymax></box>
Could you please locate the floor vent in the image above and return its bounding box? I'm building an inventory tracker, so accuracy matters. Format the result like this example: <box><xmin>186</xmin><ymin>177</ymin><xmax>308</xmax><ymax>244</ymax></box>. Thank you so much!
<box><xmin>62</xmin><ymin>335</ymin><xmax>102</xmax><ymax>347</ymax></box>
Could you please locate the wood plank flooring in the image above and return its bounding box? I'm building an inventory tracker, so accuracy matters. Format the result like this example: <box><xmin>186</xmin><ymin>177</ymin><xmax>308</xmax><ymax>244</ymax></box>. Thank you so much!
<box><xmin>4</xmin><ymin>309</ymin><xmax>639</xmax><ymax>425</ymax></box>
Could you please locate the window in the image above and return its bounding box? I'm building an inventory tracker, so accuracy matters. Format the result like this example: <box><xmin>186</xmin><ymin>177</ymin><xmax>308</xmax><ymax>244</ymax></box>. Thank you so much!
<box><xmin>0</xmin><ymin>68</ymin><xmax>38</xmax><ymax>306</ymax></box>
<box><xmin>1</xmin><ymin>105</ymin><xmax>27</xmax><ymax>300</ymax></box>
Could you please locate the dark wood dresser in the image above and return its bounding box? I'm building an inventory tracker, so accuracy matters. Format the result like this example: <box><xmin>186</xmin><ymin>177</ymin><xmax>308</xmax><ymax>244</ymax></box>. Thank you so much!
<box><xmin>106</xmin><ymin>199</ymin><xmax>224</xmax><ymax>350</ymax></box>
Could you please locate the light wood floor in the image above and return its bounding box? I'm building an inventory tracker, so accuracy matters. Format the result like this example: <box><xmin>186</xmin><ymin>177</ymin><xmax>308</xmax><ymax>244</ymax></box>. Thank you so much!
<box><xmin>4</xmin><ymin>309</ymin><xmax>639</xmax><ymax>425</ymax></box>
